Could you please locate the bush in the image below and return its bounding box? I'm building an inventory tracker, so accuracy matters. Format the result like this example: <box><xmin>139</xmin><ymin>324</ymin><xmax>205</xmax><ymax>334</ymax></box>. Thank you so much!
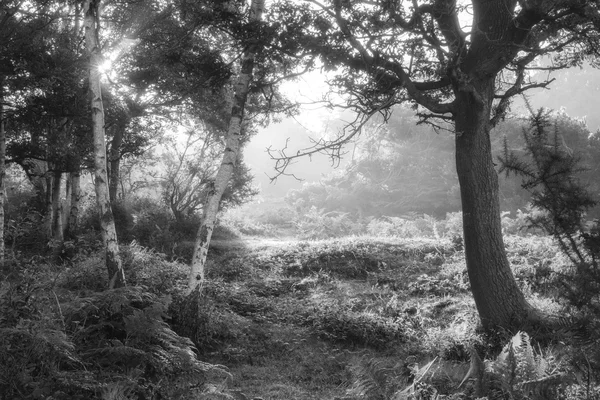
<box><xmin>367</xmin><ymin>213</ymin><xmax>460</xmax><ymax>239</ymax></box>
<box><xmin>170</xmin><ymin>282</ymin><xmax>255</xmax><ymax>354</ymax></box>
<box><xmin>129</xmin><ymin>198</ymin><xmax>201</xmax><ymax>261</ymax></box>
<box><xmin>294</xmin><ymin>207</ymin><xmax>365</xmax><ymax>239</ymax></box>
<box><xmin>1</xmin><ymin>275</ymin><xmax>230</xmax><ymax>400</ymax></box>
<box><xmin>499</xmin><ymin>109</ymin><xmax>600</xmax><ymax>315</ymax></box>
<box><xmin>297</xmin><ymin>304</ymin><xmax>404</xmax><ymax>349</ymax></box>
<box><xmin>219</xmin><ymin>213</ymin><xmax>274</xmax><ymax>237</ymax></box>
<box><xmin>0</xmin><ymin>279</ymin><xmax>79</xmax><ymax>399</ymax></box>
<box><xmin>121</xmin><ymin>242</ymin><xmax>188</xmax><ymax>294</ymax></box>
<box><xmin>111</xmin><ymin>200</ymin><xmax>135</xmax><ymax>242</ymax></box>
<box><xmin>63</xmin><ymin>287</ymin><xmax>227</xmax><ymax>399</ymax></box>
<box><xmin>57</xmin><ymin>242</ymin><xmax>189</xmax><ymax>294</ymax></box>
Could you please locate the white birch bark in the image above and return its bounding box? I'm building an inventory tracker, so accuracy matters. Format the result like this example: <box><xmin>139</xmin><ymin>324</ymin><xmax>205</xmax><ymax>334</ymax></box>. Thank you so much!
<box><xmin>0</xmin><ymin>81</ymin><xmax>5</xmax><ymax>265</ymax></box>
<box><xmin>187</xmin><ymin>0</ymin><xmax>265</xmax><ymax>293</ymax></box>
<box><xmin>84</xmin><ymin>0</ymin><xmax>126</xmax><ymax>288</ymax></box>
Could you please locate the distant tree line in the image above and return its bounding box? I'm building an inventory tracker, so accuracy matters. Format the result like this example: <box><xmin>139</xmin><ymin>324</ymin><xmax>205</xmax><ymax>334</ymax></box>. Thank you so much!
<box><xmin>286</xmin><ymin>106</ymin><xmax>600</xmax><ymax>220</ymax></box>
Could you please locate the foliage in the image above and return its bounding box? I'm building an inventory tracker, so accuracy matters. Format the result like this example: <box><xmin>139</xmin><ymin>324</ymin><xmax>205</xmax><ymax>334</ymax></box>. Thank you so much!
<box><xmin>0</xmin><ymin>275</ymin><xmax>227</xmax><ymax>400</ymax></box>
<box><xmin>128</xmin><ymin>198</ymin><xmax>200</xmax><ymax>261</ymax></box>
<box><xmin>159</xmin><ymin>128</ymin><xmax>259</xmax><ymax>224</ymax></box>
<box><xmin>0</xmin><ymin>279</ymin><xmax>80</xmax><ymax>399</ymax></box>
<box><xmin>63</xmin><ymin>287</ymin><xmax>224</xmax><ymax>396</ymax></box>
<box><xmin>499</xmin><ymin>109</ymin><xmax>600</xmax><ymax>314</ymax></box>
<box><xmin>294</xmin><ymin>206</ymin><xmax>364</xmax><ymax>240</ymax></box>
<box><xmin>347</xmin><ymin>331</ymin><xmax>570</xmax><ymax>400</ymax></box>
<box><xmin>57</xmin><ymin>241</ymin><xmax>188</xmax><ymax>294</ymax></box>
<box><xmin>219</xmin><ymin>201</ymin><xmax>296</xmax><ymax>237</ymax></box>
<box><xmin>284</xmin><ymin>108</ymin><xmax>461</xmax><ymax>219</ymax></box>
<box><xmin>298</xmin><ymin>304</ymin><xmax>405</xmax><ymax>349</ymax></box>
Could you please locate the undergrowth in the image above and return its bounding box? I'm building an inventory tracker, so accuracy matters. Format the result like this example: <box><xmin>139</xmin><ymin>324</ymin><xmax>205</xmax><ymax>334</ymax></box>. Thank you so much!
<box><xmin>2</xmin><ymin>224</ymin><xmax>600</xmax><ymax>399</ymax></box>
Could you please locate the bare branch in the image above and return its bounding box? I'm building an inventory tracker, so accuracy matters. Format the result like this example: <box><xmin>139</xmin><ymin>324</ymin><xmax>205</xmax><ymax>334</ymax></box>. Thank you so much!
<box><xmin>266</xmin><ymin>94</ymin><xmax>395</xmax><ymax>182</ymax></box>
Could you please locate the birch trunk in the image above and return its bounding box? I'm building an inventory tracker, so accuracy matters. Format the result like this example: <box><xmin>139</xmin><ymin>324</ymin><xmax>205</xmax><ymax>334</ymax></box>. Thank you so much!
<box><xmin>108</xmin><ymin>126</ymin><xmax>123</xmax><ymax>202</ymax></box>
<box><xmin>187</xmin><ymin>0</ymin><xmax>265</xmax><ymax>293</ymax></box>
<box><xmin>84</xmin><ymin>0</ymin><xmax>126</xmax><ymax>288</ymax></box>
<box><xmin>0</xmin><ymin>81</ymin><xmax>5</xmax><ymax>265</ymax></box>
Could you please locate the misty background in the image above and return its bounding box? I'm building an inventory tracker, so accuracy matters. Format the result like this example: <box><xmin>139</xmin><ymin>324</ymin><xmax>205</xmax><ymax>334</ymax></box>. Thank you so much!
<box><xmin>242</xmin><ymin>65</ymin><xmax>600</xmax><ymax>220</ymax></box>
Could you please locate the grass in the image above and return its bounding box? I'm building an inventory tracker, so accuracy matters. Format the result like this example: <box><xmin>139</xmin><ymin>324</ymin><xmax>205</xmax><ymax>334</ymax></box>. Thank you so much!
<box><xmin>2</xmin><ymin>228</ymin><xmax>598</xmax><ymax>399</ymax></box>
<box><xmin>184</xmin><ymin>232</ymin><xmax>589</xmax><ymax>399</ymax></box>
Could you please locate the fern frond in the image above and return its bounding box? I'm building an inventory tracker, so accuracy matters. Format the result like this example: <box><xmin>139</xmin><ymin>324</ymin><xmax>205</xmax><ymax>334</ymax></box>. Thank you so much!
<box><xmin>516</xmin><ymin>331</ymin><xmax>538</xmax><ymax>380</ymax></box>
<box><xmin>520</xmin><ymin>373</ymin><xmax>569</xmax><ymax>400</ymax></box>
<box><xmin>347</xmin><ymin>357</ymin><xmax>397</xmax><ymax>398</ymax></box>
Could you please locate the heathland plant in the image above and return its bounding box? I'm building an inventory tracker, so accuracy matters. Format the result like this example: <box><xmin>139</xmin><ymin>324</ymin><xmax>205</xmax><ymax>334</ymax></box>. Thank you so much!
<box><xmin>499</xmin><ymin>109</ymin><xmax>600</xmax><ymax>314</ymax></box>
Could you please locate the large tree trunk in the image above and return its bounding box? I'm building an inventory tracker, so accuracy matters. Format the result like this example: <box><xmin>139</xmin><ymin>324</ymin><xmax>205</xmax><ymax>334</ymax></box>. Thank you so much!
<box><xmin>454</xmin><ymin>79</ymin><xmax>537</xmax><ymax>331</ymax></box>
<box><xmin>108</xmin><ymin>126</ymin><xmax>123</xmax><ymax>202</ymax></box>
<box><xmin>187</xmin><ymin>0</ymin><xmax>265</xmax><ymax>293</ymax></box>
<box><xmin>84</xmin><ymin>0</ymin><xmax>126</xmax><ymax>289</ymax></box>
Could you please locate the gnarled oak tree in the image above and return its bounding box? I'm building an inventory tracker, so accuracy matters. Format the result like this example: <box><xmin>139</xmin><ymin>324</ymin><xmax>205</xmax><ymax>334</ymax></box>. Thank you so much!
<box><xmin>274</xmin><ymin>0</ymin><xmax>600</xmax><ymax>330</ymax></box>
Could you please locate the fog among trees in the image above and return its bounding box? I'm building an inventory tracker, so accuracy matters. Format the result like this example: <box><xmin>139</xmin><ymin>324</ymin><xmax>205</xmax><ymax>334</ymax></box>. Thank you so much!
<box><xmin>2</xmin><ymin>1</ymin><xmax>600</xmax><ymax>399</ymax></box>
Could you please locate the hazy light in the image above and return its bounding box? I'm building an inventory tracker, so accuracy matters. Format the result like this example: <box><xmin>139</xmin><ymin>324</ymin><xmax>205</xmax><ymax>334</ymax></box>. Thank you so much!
<box><xmin>98</xmin><ymin>58</ymin><xmax>113</xmax><ymax>75</ymax></box>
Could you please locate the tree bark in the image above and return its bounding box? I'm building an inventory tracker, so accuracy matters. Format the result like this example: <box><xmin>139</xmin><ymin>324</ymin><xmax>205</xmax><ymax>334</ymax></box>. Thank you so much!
<box><xmin>187</xmin><ymin>0</ymin><xmax>265</xmax><ymax>293</ymax></box>
<box><xmin>108</xmin><ymin>126</ymin><xmax>123</xmax><ymax>202</ymax></box>
<box><xmin>51</xmin><ymin>171</ymin><xmax>63</xmax><ymax>241</ymax></box>
<box><xmin>454</xmin><ymin>79</ymin><xmax>537</xmax><ymax>331</ymax></box>
<box><xmin>65</xmin><ymin>170</ymin><xmax>81</xmax><ymax>239</ymax></box>
<box><xmin>84</xmin><ymin>0</ymin><xmax>126</xmax><ymax>289</ymax></box>
<box><xmin>44</xmin><ymin>171</ymin><xmax>54</xmax><ymax>237</ymax></box>
<box><xmin>0</xmin><ymin>80</ymin><xmax>5</xmax><ymax>265</ymax></box>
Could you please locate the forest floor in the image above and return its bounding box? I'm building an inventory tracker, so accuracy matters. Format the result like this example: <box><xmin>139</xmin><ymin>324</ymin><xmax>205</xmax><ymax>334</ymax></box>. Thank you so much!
<box><xmin>196</xmin><ymin>232</ymin><xmax>570</xmax><ymax>399</ymax></box>
<box><xmin>2</xmin><ymin>229</ymin><xmax>594</xmax><ymax>399</ymax></box>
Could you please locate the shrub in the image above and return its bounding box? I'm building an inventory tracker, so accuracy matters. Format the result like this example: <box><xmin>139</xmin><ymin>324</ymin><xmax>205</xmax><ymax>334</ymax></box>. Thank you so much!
<box><xmin>111</xmin><ymin>200</ymin><xmax>135</xmax><ymax>242</ymax></box>
<box><xmin>63</xmin><ymin>287</ymin><xmax>228</xmax><ymax>399</ymax></box>
<box><xmin>294</xmin><ymin>207</ymin><xmax>365</xmax><ymax>239</ymax></box>
<box><xmin>298</xmin><ymin>304</ymin><xmax>404</xmax><ymax>349</ymax></box>
<box><xmin>357</xmin><ymin>331</ymin><xmax>571</xmax><ymax>400</ymax></box>
<box><xmin>129</xmin><ymin>198</ymin><xmax>202</xmax><ymax>261</ymax></box>
<box><xmin>499</xmin><ymin>109</ymin><xmax>600</xmax><ymax>315</ymax></box>
<box><xmin>438</xmin><ymin>211</ymin><xmax>463</xmax><ymax>239</ymax></box>
<box><xmin>57</xmin><ymin>242</ymin><xmax>188</xmax><ymax>294</ymax></box>
<box><xmin>170</xmin><ymin>282</ymin><xmax>255</xmax><ymax>354</ymax></box>
<box><xmin>0</xmin><ymin>279</ymin><xmax>80</xmax><ymax>399</ymax></box>
<box><xmin>121</xmin><ymin>242</ymin><xmax>188</xmax><ymax>294</ymax></box>
<box><xmin>219</xmin><ymin>212</ymin><xmax>274</xmax><ymax>236</ymax></box>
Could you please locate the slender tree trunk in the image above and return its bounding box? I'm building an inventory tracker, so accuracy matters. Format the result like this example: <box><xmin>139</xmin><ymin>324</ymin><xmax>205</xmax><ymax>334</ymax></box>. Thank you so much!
<box><xmin>187</xmin><ymin>0</ymin><xmax>265</xmax><ymax>293</ymax></box>
<box><xmin>65</xmin><ymin>170</ymin><xmax>81</xmax><ymax>239</ymax></box>
<box><xmin>50</xmin><ymin>171</ymin><xmax>64</xmax><ymax>261</ymax></box>
<box><xmin>454</xmin><ymin>79</ymin><xmax>538</xmax><ymax>331</ymax></box>
<box><xmin>44</xmin><ymin>171</ymin><xmax>54</xmax><ymax>237</ymax></box>
<box><xmin>63</xmin><ymin>172</ymin><xmax>71</xmax><ymax>235</ymax></box>
<box><xmin>51</xmin><ymin>171</ymin><xmax>63</xmax><ymax>241</ymax></box>
<box><xmin>84</xmin><ymin>0</ymin><xmax>126</xmax><ymax>289</ymax></box>
<box><xmin>0</xmin><ymin>80</ymin><xmax>5</xmax><ymax>265</ymax></box>
<box><xmin>109</xmin><ymin>127</ymin><xmax>123</xmax><ymax>202</ymax></box>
